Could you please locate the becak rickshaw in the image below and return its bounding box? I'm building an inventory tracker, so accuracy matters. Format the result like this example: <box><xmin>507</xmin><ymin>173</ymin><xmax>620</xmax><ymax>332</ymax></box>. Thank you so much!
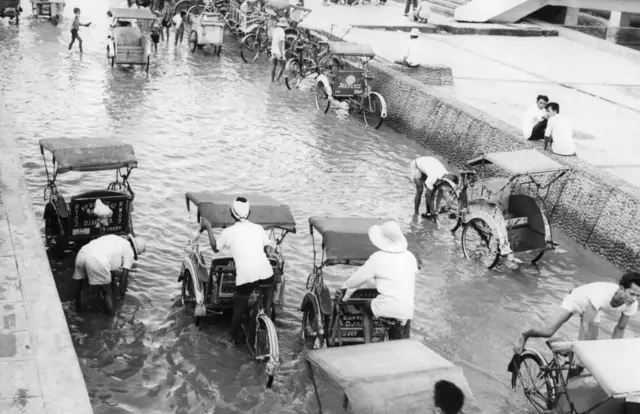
<box><xmin>30</xmin><ymin>0</ymin><xmax>65</xmax><ymax>25</ymax></box>
<box><xmin>107</xmin><ymin>8</ymin><xmax>157</xmax><ymax>73</ymax></box>
<box><xmin>178</xmin><ymin>192</ymin><xmax>297</xmax><ymax>388</ymax></box>
<box><xmin>511</xmin><ymin>337</ymin><xmax>640</xmax><ymax>414</ymax></box>
<box><xmin>300</xmin><ymin>217</ymin><xmax>411</xmax><ymax>350</ymax></box>
<box><xmin>186</xmin><ymin>9</ymin><xmax>225</xmax><ymax>55</ymax></box>
<box><xmin>0</xmin><ymin>0</ymin><xmax>22</xmax><ymax>24</ymax></box>
<box><xmin>315</xmin><ymin>42</ymin><xmax>387</xmax><ymax>129</ymax></box>
<box><xmin>431</xmin><ymin>149</ymin><xmax>570</xmax><ymax>269</ymax></box>
<box><xmin>306</xmin><ymin>339</ymin><xmax>481</xmax><ymax>413</ymax></box>
<box><xmin>39</xmin><ymin>138</ymin><xmax>138</xmax><ymax>255</ymax></box>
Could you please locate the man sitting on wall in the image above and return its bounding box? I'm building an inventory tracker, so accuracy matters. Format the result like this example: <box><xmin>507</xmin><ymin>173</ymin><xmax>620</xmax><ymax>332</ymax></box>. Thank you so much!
<box><xmin>544</xmin><ymin>102</ymin><xmax>577</xmax><ymax>156</ymax></box>
<box><xmin>394</xmin><ymin>28</ymin><xmax>420</xmax><ymax>68</ymax></box>
<box><xmin>521</xmin><ymin>94</ymin><xmax>549</xmax><ymax>141</ymax></box>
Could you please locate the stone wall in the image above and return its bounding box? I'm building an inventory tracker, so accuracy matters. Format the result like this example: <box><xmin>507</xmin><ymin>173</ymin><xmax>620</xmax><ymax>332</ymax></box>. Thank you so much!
<box><xmin>365</xmin><ymin>59</ymin><xmax>640</xmax><ymax>271</ymax></box>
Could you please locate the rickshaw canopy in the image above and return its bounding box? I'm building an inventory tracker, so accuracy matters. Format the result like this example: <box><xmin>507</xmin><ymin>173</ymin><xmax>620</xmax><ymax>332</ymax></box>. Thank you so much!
<box><xmin>309</xmin><ymin>217</ymin><xmax>393</xmax><ymax>265</ymax></box>
<box><xmin>467</xmin><ymin>149</ymin><xmax>570</xmax><ymax>176</ymax></box>
<box><xmin>39</xmin><ymin>138</ymin><xmax>138</xmax><ymax>174</ymax></box>
<box><xmin>328</xmin><ymin>42</ymin><xmax>375</xmax><ymax>57</ymax></box>
<box><xmin>306</xmin><ymin>339</ymin><xmax>479</xmax><ymax>413</ymax></box>
<box><xmin>108</xmin><ymin>7</ymin><xmax>157</xmax><ymax>20</ymax></box>
<box><xmin>572</xmin><ymin>338</ymin><xmax>640</xmax><ymax>399</ymax></box>
<box><xmin>185</xmin><ymin>192</ymin><xmax>297</xmax><ymax>232</ymax></box>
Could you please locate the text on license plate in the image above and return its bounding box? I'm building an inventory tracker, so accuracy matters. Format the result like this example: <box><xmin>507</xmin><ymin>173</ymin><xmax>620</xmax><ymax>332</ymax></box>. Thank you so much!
<box><xmin>72</xmin><ymin>228</ymin><xmax>91</xmax><ymax>236</ymax></box>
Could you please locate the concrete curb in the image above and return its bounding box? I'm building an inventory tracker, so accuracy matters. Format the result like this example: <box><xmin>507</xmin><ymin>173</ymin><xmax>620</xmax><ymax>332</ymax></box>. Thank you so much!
<box><xmin>349</xmin><ymin>23</ymin><xmax>558</xmax><ymax>36</ymax></box>
<box><xmin>0</xmin><ymin>98</ymin><xmax>93</xmax><ymax>412</ymax></box>
<box><xmin>312</xmin><ymin>27</ymin><xmax>640</xmax><ymax>272</ymax></box>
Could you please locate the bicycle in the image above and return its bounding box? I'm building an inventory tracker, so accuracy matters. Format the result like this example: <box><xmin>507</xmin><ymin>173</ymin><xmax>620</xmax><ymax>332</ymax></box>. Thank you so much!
<box><xmin>239</xmin><ymin>9</ymin><xmax>275</xmax><ymax>63</ymax></box>
<box><xmin>284</xmin><ymin>38</ymin><xmax>329</xmax><ymax>90</ymax></box>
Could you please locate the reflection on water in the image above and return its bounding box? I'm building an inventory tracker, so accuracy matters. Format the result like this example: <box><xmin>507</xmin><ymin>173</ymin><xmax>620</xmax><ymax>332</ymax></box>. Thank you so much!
<box><xmin>1</xmin><ymin>1</ymin><xmax>638</xmax><ymax>413</ymax></box>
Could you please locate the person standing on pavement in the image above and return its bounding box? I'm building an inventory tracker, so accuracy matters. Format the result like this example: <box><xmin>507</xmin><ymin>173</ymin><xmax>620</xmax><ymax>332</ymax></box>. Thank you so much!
<box><xmin>521</xmin><ymin>95</ymin><xmax>549</xmax><ymax>141</ymax></box>
<box><xmin>544</xmin><ymin>102</ymin><xmax>577</xmax><ymax>156</ymax></box>
<box><xmin>394</xmin><ymin>28</ymin><xmax>420</xmax><ymax>67</ymax></box>
<box><xmin>404</xmin><ymin>0</ymin><xmax>417</xmax><ymax>18</ymax></box>
<box><xmin>271</xmin><ymin>17</ymin><xmax>287</xmax><ymax>84</ymax></box>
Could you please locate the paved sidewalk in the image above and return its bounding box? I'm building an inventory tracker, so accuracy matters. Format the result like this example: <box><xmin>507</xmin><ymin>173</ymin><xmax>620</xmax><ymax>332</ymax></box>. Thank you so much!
<box><xmin>302</xmin><ymin>0</ymin><xmax>640</xmax><ymax>188</ymax></box>
<box><xmin>0</xmin><ymin>101</ymin><xmax>93</xmax><ymax>412</ymax></box>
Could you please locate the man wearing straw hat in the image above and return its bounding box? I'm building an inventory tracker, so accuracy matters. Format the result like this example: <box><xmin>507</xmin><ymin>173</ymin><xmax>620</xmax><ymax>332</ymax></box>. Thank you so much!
<box><xmin>394</xmin><ymin>28</ymin><xmax>421</xmax><ymax>68</ymax></box>
<box><xmin>74</xmin><ymin>234</ymin><xmax>147</xmax><ymax>316</ymax></box>
<box><xmin>199</xmin><ymin>197</ymin><xmax>277</xmax><ymax>343</ymax></box>
<box><xmin>271</xmin><ymin>17</ymin><xmax>288</xmax><ymax>83</ymax></box>
<box><xmin>340</xmin><ymin>221</ymin><xmax>418</xmax><ymax>343</ymax></box>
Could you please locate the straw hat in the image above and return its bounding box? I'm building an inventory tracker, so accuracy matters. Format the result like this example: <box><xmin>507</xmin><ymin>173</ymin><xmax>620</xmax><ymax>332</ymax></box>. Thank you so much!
<box><xmin>409</xmin><ymin>28</ymin><xmax>420</xmax><ymax>37</ymax></box>
<box><xmin>231</xmin><ymin>197</ymin><xmax>250</xmax><ymax>221</ymax></box>
<box><xmin>277</xmin><ymin>17</ymin><xmax>288</xmax><ymax>27</ymax></box>
<box><xmin>127</xmin><ymin>234</ymin><xmax>147</xmax><ymax>258</ymax></box>
<box><xmin>368</xmin><ymin>221</ymin><xmax>408</xmax><ymax>253</ymax></box>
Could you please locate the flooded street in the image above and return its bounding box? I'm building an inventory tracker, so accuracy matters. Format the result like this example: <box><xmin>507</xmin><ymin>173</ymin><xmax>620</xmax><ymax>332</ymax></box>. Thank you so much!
<box><xmin>1</xmin><ymin>2</ymin><xmax>638</xmax><ymax>413</ymax></box>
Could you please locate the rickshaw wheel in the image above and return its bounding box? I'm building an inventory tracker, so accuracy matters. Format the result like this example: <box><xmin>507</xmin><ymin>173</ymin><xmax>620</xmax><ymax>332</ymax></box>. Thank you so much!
<box><xmin>461</xmin><ymin>217</ymin><xmax>500</xmax><ymax>269</ymax></box>
<box><xmin>181</xmin><ymin>270</ymin><xmax>200</xmax><ymax>325</ymax></box>
<box><xmin>432</xmin><ymin>181</ymin><xmax>460</xmax><ymax>232</ymax></box>
<box><xmin>362</xmin><ymin>93</ymin><xmax>384</xmax><ymax>129</ymax></box>
<box><xmin>44</xmin><ymin>207</ymin><xmax>67</xmax><ymax>255</ymax></box>
<box><xmin>252</xmin><ymin>314</ymin><xmax>279</xmax><ymax>388</ymax></box>
<box><xmin>531</xmin><ymin>250</ymin><xmax>545</xmax><ymax>264</ymax></box>
<box><xmin>513</xmin><ymin>353</ymin><xmax>557</xmax><ymax>411</ymax></box>
<box><xmin>189</xmin><ymin>31</ymin><xmax>198</xmax><ymax>53</ymax></box>
<box><xmin>284</xmin><ymin>59</ymin><xmax>302</xmax><ymax>90</ymax></box>
<box><xmin>315</xmin><ymin>82</ymin><xmax>330</xmax><ymax>113</ymax></box>
<box><xmin>301</xmin><ymin>304</ymin><xmax>325</xmax><ymax>350</ymax></box>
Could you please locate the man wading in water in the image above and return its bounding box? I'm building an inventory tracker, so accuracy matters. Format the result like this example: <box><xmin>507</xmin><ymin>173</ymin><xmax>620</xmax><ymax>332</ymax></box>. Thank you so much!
<box><xmin>68</xmin><ymin>7</ymin><xmax>91</xmax><ymax>53</ymax></box>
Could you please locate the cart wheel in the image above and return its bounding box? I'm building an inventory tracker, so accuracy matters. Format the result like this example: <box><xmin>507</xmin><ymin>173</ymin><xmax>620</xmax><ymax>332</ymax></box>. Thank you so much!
<box><xmin>44</xmin><ymin>207</ymin><xmax>68</xmax><ymax>256</ymax></box>
<box><xmin>189</xmin><ymin>30</ymin><xmax>198</xmax><ymax>53</ymax></box>
<box><xmin>531</xmin><ymin>250</ymin><xmax>545</xmax><ymax>265</ymax></box>
<box><xmin>181</xmin><ymin>271</ymin><xmax>200</xmax><ymax>325</ymax></box>
<box><xmin>362</xmin><ymin>93</ymin><xmax>384</xmax><ymax>129</ymax></box>
<box><xmin>431</xmin><ymin>181</ymin><xmax>460</xmax><ymax>232</ymax></box>
<box><xmin>301</xmin><ymin>304</ymin><xmax>325</xmax><ymax>349</ymax></box>
<box><xmin>284</xmin><ymin>58</ymin><xmax>303</xmax><ymax>90</ymax></box>
<box><xmin>461</xmin><ymin>217</ymin><xmax>501</xmax><ymax>269</ymax></box>
<box><xmin>254</xmin><ymin>314</ymin><xmax>279</xmax><ymax>388</ymax></box>
<box><xmin>512</xmin><ymin>352</ymin><xmax>557</xmax><ymax>411</ymax></box>
<box><xmin>240</xmin><ymin>32</ymin><xmax>263</xmax><ymax>63</ymax></box>
<box><xmin>315</xmin><ymin>82</ymin><xmax>330</xmax><ymax>113</ymax></box>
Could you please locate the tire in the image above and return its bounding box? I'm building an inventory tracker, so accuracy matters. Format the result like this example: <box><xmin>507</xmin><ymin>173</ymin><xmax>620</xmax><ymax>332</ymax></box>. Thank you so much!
<box><xmin>431</xmin><ymin>181</ymin><xmax>460</xmax><ymax>232</ymax></box>
<box><xmin>301</xmin><ymin>303</ymin><xmax>325</xmax><ymax>350</ymax></box>
<box><xmin>461</xmin><ymin>217</ymin><xmax>501</xmax><ymax>269</ymax></box>
<box><xmin>145</xmin><ymin>55</ymin><xmax>150</xmax><ymax>73</ymax></box>
<box><xmin>284</xmin><ymin>59</ymin><xmax>302</xmax><ymax>90</ymax></box>
<box><xmin>512</xmin><ymin>353</ymin><xmax>557</xmax><ymax>411</ymax></box>
<box><xmin>240</xmin><ymin>30</ymin><xmax>265</xmax><ymax>64</ymax></box>
<box><xmin>315</xmin><ymin>82</ymin><xmax>330</xmax><ymax>113</ymax></box>
<box><xmin>189</xmin><ymin>30</ymin><xmax>198</xmax><ymax>53</ymax></box>
<box><xmin>186</xmin><ymin>4</ymin><xmax>204</xmax><ymax>24</ymax></box>
<box><xmin>181</xmin><ymin>270</ymin><xmax>200</xmax><ymax>326</ymax></box>
<box><xmin>44</xmin><ymin>206</ymin><xmax>67</xmax><ymax>255</ymax></box>
<box><xmin>531</xmin><ymin>250</ymin><xmax>545</xmax><ymax>264</ymax></box>
<box><xmin>254</xmin><ymin>314</ymin><xmax>279</xmax><ymax>389</ymax></box>
<box><xmin>362</xmin><ymin>93</ymin><xmax>384</xmax><ymax>129</ymax></box>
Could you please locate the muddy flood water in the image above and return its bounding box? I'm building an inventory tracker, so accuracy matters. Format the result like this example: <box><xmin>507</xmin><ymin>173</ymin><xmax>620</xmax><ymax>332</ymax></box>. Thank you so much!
<box><xmin>1</xmin><ymin>1</ymin><xmax>638</xmax><ymax>413</ymax></box>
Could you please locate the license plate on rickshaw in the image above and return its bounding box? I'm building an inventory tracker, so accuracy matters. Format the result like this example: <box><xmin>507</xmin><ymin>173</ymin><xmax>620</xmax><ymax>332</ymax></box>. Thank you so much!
<box><xmin>339</xmin><ymin>313</ymin><xmax>385</xmax><ymax>341</ymax></box>
<box><xmin>333</xmin><ymin>70</ymin><xmax>365</xmax><ymax>97</ymax></box>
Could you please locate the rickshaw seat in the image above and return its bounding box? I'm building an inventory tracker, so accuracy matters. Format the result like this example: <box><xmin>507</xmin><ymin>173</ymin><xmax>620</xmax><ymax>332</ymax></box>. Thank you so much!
<box><xmin>548</xmin><ymin>340</ymin><xmax>573</xmax><ymax>355</ymax></box>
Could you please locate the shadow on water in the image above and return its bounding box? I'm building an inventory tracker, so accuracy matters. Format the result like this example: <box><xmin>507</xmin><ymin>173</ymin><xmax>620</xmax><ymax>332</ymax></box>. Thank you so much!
<box><xmin>2</xmin><ymin>1</ymin><xmax>638</xmax><ymax>413</ymax></box>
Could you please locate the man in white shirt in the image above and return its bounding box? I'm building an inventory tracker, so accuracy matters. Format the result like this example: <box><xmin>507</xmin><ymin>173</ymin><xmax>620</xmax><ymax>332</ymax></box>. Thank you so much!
<box><xmin>200</xmin><ymin>197</ymin><xmax>276</xmax><ymax>343</ymax></box>
<box><xmin>73</xmin><ymin>234</ymin><xmax>147</xmax><ymax>315</ymax></box>
<box><xmin>411</xmin><ymin>155</ymin><xmax>455</xmax><ymax>218</ymax></box>
<box><xmin>521</xmin><ymin>95</ymin><xmax>549</xmax><ymax>140</ymax></box>
<box><xmin>394</xmin><ymin>28</ymin><xmax>420</xmax><ymax>67</ymax></box>
<box><xmin>413</xmin><ymin>0</ymin><xmax>431</xmax><ymax>22</ymax></box>
<box><xmin>341</xmin><ymin>221</ymin><xmax>418</xmax><ymax>343</ymax></box>
<box><xmin>514</xmin><ymin>272</ymin><xmax>640</xmax><ymax>357</ymax></box>
<box><xmin>544</xmin><ymin>102</ymin><xmax>576</xmax><ymax>156</ymax></box>
<box><xmin>172</xmin><ymin>10</ymin><xmax>186</xmax><ymax>46</ymax></box>
<box><xmin>270</xmin><ymin>17</ymin><xmax>287</xmax><ymax>83</ymax></box>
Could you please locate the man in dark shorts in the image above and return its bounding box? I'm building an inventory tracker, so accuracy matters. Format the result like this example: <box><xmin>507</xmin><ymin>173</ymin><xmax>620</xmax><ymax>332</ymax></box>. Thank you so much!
<box><xmin>68</xmin><ymin>7</ymin><xmax>91</xmax><ymax>53</ymax></box>
<box><xmin>199</xmin><ymin>197</ymin><xmax>276</xmax><ymax>343</ymax></box>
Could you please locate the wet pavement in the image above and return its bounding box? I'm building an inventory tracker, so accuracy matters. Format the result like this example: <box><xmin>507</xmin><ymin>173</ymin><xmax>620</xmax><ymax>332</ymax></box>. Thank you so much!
<box><xmin>1</xmin><ymin>1</ymin><xmax>639</xmax><ymax>413</ymax></box>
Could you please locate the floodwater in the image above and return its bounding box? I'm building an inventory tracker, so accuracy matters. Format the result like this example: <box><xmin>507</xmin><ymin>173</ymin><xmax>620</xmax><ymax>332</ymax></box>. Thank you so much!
<box><xmin>1</xmin><ymin>2</ymin><xmax>638</xmax><ymax>413</ymax></box>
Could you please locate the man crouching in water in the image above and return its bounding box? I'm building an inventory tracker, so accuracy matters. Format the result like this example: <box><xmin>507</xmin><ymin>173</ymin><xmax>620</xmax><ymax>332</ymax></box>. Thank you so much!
<box><xmin>199</xmin><ymin>197</ymin><xmax>276</xmax><ymax>344</ymax></box>
<box><xmin>73</xmin><ymin>234</ymin><xmax>146</xmax><ymax>315</ymax></box>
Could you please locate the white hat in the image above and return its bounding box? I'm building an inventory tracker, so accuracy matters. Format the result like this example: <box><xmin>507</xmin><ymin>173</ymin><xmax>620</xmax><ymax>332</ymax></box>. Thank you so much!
<box><xmin>368</xmin><ymin>221</ymin><xmax>408</xmax><ymax>253</ymax></box>
<box><xmin>231</xmin><ymin>197</ymin><xmax>250</xmax><ymax>221</ymax></box>
<box><xmin>409</xmin><ymin>28</ymin><xmax>420</xmax><ymax>37</ymax></box>
<box><xmin>127</xmin><ymin>234</ymin><xmax>146</xmax><ymax>258</ymax></box>
<box><xmin>277</xmin><ymin>17</ymin><xmax>288</xmax><ymax>27</ymax></box>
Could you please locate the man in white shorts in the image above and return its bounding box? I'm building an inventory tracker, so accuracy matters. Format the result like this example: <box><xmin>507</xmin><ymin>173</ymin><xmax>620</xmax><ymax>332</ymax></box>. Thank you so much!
<box><xmin>73</xmin><ymin>234</ymin><xmax>146</xmax><ymax>316</ymax></box>
<box><xmin>270</xmin><ymin>17</ymin><xmax>287</xmax><ymax>84</ymax></box>
<box><xmin>411</xmin><ymin>156</ymin><xmax>455</xmax><ymax>218</ymax></box>
<box><xmin>515</xmin><ymin>272</ymin><xmax>640</xmax><ymax>358</ymax></box>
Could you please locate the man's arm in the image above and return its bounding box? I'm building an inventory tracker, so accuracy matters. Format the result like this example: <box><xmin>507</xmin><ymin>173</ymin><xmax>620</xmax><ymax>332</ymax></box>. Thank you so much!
<box><xmin>578</xmin><ymin>302</ymin><xmax>600</xmax><ymax>341</ymax></box>
<box><xmin>516</xmin><ymin>309</ymin><xmax>572</xmax><ymax>353</ymax></box>
<box><xmin>613</xmin><ymin>313</ymin><xmax>630</xmax><ymax>339</ymax></box>
<box><xmin>341</xmin><ymin>256</ymin><xmax>376</xmax><ymax>301</ymax></box>
<box><xmin>200</xmin><ymin>218</ymin><xmax>220</xmax><ymax>252</ymax></box>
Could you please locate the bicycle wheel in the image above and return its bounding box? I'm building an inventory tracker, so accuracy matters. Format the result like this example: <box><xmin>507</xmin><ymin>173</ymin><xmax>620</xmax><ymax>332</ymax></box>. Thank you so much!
<box><xmin>315</xmin><ymin>82</ymin><xmax>330</xmax><ymax>113</ymax></box>
<box><xmin>431</xmin><ymin>181</ymin><xmax>460</xmax><ymax>231</ymax></box>
<box><xmin>241</xmin><ymin>29</ymin><xmax>267</xmax><ymax>63</ymax></box>
<box><xmin>284</xmin><ymin>58</ymin><xmax>302</xmax><ymax>90</ymax></box>
<box><xmin>254</xmin><ymin>313</ymin><xmax>279</xmax><ymax>388</ymax></box>
<box><xmin>461</xmin><ymin>217</ymin><xmax>501</xmax><ymax>269</ymax></box>
<box><xmin>362</xmin><ymin>93</ymin><xmax>384</xmax><ymax>129</ymax></box>
<box><xmin>301</xmin><ymin>303</ymin><xmax>325</xmax><ymax>349</ymax></box>
<box><xmin>512</xmin><ymin>353</ymin><xmax>557</xmax><ymax>412</ymax></box>
<box><xmin>181</xmin><ymin>271</ymin><xmax>200</xmax><ymax>326</ymax></box>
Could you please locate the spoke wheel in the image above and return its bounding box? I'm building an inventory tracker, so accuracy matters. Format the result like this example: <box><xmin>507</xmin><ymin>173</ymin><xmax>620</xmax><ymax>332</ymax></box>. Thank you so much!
<box><xmin>461</xmin><ymin>218</ymin><xmax>501</xmax><ymax>269</ymax></box>
<box><xmin>315</xmin><ymin>82</ymin><xmax>330</xmax><ymax>113</ymax></box>
<box><xmin>240</xmin><ymin>33</ymin><xmax>259</xmax><ymax>63</ymax></box>
<box><xmin>432</xmin><ymin>181</ymin><xmax>460</xmax><ymax>231</ymax></box>
<box><xmin>301</xmin><ymin>304</ymin><xmax>325</xmax><ymax>350</ymax></box>
<box><xmin>362</xmin><ymin>93</ymin><xmax>384</xmax><ymax>129</ymax></box>
<box><xmin>251</xmin><ymin>314</ymin><xmax>279</xmax><ymax>389</ymax></box>
<box><xmin>514</xmin><ymin>354</ymin><xmax>557</xmax><ymax>412</ymax></box>
<box><xmin>44</xmin><ymin>207</ymin><xmax>67</xmax><ymax>255</ymax></box>
<box><xmin>284</xmin><ymin>59</ymin><xmax>302</xmax><ymax>90</ymax></box>
<box><xmin>181</xmin><ymin>271</ymin><xmax>200</xmax><ymax>326</ymax></box>
<box><xmin>189</xmin><ymin>30</ymin><xmax>198</xmax><ymax>53</ymax></box>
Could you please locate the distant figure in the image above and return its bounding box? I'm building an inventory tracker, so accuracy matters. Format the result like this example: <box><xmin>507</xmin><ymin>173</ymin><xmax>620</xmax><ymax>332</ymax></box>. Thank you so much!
<box><xmin>414</xmin><ymin>0</ymin><xmax>430</xmax><ymax>22</ymax></box>
<box><xmin>150</xmin><ymin>19</ymin><xmax>161</xmax><ymax>51</ymax></box>
<box><xmin>433</xmin><ymin>380</ymin><xmax>465</xmax><ymax>414</ymax></box>
<box><xmin>521</xmin><ymin>94</ymin><xmax>549</xmax><ymax>141</ymax></box>
<box><xmin>159</xmin><ymin>0</ymin><xmax>174</xmax><ymax>41</ymax></box>
<box><xmin>173</xmin><ymin>10</ymin><xmax>186</xmax><ymax>46</ymax></box>
<box><xmin>403</xmin><ymin>0</ymin><xmax>417</xmax><ymax>17</ymax></box>
<box><xmin>68</xmin><ymin>7</ymin><xmax>91</xmax><ymax>53</ymax></box>
<box><xmin>544</xmin><ymin>102</ymin><xmax>576</xmax><ymax>156</ymax></box>
<box><xmin>271</xmin><ymin>18</ymin><xmax>288</xmax><ymax>83</ymax></box>
<box><xmin>394</xmin><ymin>28</ymin><xmax>420</xmax><ymax>68</ymax></box>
